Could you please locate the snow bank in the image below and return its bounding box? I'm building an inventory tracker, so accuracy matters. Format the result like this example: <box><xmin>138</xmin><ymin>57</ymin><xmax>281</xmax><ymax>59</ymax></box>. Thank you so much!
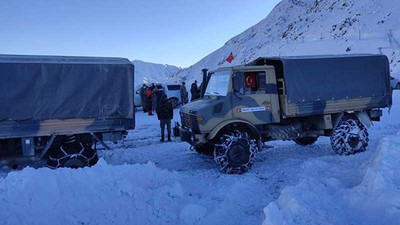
<box><xmin>0</xmin><ymin>160</ymin><xmax>183</xmax><ymax>225</ymax></box>
<box><xmin>263</xmin><ymin>133</ymin><xmax>400</xmax><ymax>225</ymax></box>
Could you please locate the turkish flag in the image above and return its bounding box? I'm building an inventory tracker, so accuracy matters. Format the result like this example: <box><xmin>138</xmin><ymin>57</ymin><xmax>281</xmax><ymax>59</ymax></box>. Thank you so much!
<box><xmin>226</xmin><ymin>52</ymin><xmax>234</xmax><ymax>63</ymax></box>
<box><xmin>245</xmin><ymin>73</ymin><xmax>257</xmax><ymax>88</ymax></box>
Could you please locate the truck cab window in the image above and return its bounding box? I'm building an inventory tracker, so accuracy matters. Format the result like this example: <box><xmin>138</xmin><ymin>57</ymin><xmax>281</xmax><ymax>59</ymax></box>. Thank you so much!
<box><xmin>234</xmin><ymin>71</ymin><xmax>266</xmax><ymax>95</ymax></box>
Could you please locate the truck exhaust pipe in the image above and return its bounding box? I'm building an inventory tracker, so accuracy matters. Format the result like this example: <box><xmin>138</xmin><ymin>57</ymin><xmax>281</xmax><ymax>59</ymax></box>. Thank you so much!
<box><xmin>201</xmin><ymin>68</ymin><xmax>208</xmax><ymax>98</ymax></box>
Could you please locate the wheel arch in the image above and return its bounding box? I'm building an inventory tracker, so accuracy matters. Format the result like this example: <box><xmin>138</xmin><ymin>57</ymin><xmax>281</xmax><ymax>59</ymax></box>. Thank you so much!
<box><xmin>208</xmin><ymin>119</ymin><xmax>260</xmax><ymax>141</ymax></box>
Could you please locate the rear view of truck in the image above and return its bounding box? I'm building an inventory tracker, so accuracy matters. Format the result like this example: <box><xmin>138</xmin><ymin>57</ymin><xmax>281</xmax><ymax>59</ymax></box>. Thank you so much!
<box><xmin>0</xmin><ymin>55</ymin><xmax>135</xmax><ymax>168</ymax></box>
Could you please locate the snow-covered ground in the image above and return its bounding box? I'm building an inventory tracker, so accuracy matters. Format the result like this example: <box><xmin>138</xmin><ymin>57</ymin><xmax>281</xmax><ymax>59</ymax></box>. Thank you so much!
<box><xmin>1</xmin><ymin>92</ymin><xmax>399</xmax><ymax>225</ymax></box>
<box><xmin>1</xmin><ymin>1</ymin><xmax>400</xmax><ymax>224</ymax></box>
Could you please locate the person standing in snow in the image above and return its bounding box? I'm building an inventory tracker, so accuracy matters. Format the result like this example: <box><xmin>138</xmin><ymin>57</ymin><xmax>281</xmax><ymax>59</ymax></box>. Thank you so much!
<box><xmin>156</xmin><ymin>94</ymin><xmax>173</xmax><ymax>142</ymax></box>
<box><xmin>190</xmin><ymin>80</ymin><xmax>200</xmax><ymax>101</ymax></box>
<box><xmin>136</xmin><ymin>84</ymin><xmax>148</xmax><ymax>113</ymax></box>
<box><xmin>153</xmin><ymin>83</ymin><xmax>165</xmax><ymax>111</ymax></box>
<box><xmin>180</xmin><ymin>82</ymin><xmax>188</xmax><ymax>105</ymax></box>
<box><xmin>146</xmin><ymin>84</ymin><xmax>155</xmax><ymax>116</ymax></box>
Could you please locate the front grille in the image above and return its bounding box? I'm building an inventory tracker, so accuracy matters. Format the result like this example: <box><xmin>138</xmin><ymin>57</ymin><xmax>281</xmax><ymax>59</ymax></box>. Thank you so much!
<box><xmin>180</xmin><ymin>113</ymin><xmax>200</xmax><ymax>133</ymax></box>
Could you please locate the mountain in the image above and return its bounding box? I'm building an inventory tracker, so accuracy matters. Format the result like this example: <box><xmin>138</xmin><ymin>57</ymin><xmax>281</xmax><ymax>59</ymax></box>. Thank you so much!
<box><xmin>132</xmin><ymin>60</ymin><xmax>182</xmax><ymax>86</ymax></box>
<box><xmin>176</xmin><ymin>0</ymin><xmax>400</xmax><ymax>83</ymax></box>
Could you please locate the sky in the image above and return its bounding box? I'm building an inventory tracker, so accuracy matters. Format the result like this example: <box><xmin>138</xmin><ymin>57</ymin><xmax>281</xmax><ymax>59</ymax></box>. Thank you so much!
<box><xmin>0</xmin><ymin>0</ymin><xmax>281</xmax><ymax>68</ymax></box>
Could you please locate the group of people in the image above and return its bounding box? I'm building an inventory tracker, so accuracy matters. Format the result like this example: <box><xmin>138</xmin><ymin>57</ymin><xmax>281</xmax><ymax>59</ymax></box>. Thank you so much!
<box><xmin>137</xmin><ymin>83</ymin><xmax>173</xmax><ymax>142</ymax></box>
<box><xmin>179</xmin><ymin>80</ymin><xmax>201</xmax><ymax>104</ymax></box>
<box><xmin>136</xmin><ymin>80</ymin><xmax>202</xmax><ymax>143</ymax></box>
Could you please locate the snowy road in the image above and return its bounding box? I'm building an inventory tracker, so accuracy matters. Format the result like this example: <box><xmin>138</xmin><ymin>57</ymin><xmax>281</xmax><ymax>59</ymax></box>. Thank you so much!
<box><xmin>1</xmin><ymin>93</ymin><xmax>399</xmax><ymax>225</ymax></box>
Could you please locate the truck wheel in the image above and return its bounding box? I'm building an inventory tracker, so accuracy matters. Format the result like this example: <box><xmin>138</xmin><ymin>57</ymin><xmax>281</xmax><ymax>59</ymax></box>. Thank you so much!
<box><xmin>330</xmin><ymin>119</ymin><xmax>369</xmax><ymax>155</ymax></box>
<box><xmin>47</xmin><ymin>135</ymin><xmax>99</xmax><ymax>169</ymax></box>
<box><xmin>214</xmin><ymin>130</ymin><xmax>258</xmax><ymax>174</ymax></box>
<box><xmin>194</xmin><ymin>143</ymin><xmax>214</xmax><ymax>155</ymax></box>
<box><xmin>294</xmin><ymin>137</ymin><xmax>318</xmax><ymax>146</ymax></box>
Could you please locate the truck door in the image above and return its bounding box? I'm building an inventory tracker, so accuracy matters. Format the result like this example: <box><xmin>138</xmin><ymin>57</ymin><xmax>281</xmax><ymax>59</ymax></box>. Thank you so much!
<box><xmin>231</xmin><ymin>68</ymin><xmax>280</xmax><ymax>125</ymax></box>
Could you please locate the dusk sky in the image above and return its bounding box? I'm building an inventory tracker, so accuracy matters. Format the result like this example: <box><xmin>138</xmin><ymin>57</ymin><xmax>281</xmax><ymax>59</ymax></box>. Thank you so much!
<box><xmin>0</xmin><ymin>0</ymin><xmax>281</xmax><ymax>67</ymax></box>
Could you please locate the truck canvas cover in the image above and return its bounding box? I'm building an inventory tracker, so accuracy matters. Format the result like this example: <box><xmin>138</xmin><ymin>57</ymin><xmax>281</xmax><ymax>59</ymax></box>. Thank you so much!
<box><xmin>0</xmin><ymin>55</ymin><xmax>134</xmax><ymax>121</ymax></box>
<box><xmin>250</xmin><ymin>54</ymin><xmax>392</xmax><ymax>116</ymax></box>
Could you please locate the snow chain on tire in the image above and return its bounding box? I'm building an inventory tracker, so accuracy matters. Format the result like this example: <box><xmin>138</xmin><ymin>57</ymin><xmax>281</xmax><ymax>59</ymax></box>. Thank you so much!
<box><xmin>214</xmin><ymin>130</ymin><xmax>258</xmax><ymax>174</ymax></box>
<box><xmin>330</xmin><ymin>119</ymin><xmax>369</xmax><ymax>155</ymax></box>
<box><xmin>47</xmin><ymin>135</ymin><xmax>98</xmax><ymax>169</ymax></box>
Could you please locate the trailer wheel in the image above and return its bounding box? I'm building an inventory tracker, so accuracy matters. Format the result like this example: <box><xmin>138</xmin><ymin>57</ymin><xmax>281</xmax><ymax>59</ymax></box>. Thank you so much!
<box><xmin>47</xmin><ymin>135</ymin><xmax>99</xmax><ymax>169</ymax></box>
<box><xmin>294</xmin><ymin>137</ymin><xmax>318</xmax><ymax>146</ymax></box>
<box><xmin>214</xmin><ymin>130</ymin><xmax>258</xmax><ymax>174</ymax></box>
<box><xmin>330</xmin><ymin>119</ymin><xmax>369</xmax><ymax>155</ymax></box>
<box><xmin>194</xmin><ymin>143</ymin><xmax>214</xmax><ymax>155</ymax></box>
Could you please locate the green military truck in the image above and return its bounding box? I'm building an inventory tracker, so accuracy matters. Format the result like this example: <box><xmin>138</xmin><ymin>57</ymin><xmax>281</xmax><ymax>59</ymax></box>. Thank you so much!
<box><xmin>180</xmin><ymin>54</ymin><xmax>394</xmax><ymax>174</ymax></box>
<box><xmin>0</xmin><ymin>55</ymin><xmax>135</xmax><ymax>169</ymax></box>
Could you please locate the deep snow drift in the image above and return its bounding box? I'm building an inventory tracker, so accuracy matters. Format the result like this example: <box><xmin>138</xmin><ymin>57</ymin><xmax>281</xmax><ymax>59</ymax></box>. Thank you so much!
<box><xmin>263</xmin><ymin>133</ymin><xmax>400</xmax><ymax>225</ymax></box>
<box><xmin>0</xmin><ymin>161</ymin><xmax>184</xmax><ymax>225</ymax></box>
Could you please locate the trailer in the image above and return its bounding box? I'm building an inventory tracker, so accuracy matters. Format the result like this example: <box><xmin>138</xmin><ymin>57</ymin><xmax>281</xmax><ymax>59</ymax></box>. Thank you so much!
<box><xmin>0</xmin><ymin>55</ymin><xmax>135</xmax><ymax>168</ymax></box>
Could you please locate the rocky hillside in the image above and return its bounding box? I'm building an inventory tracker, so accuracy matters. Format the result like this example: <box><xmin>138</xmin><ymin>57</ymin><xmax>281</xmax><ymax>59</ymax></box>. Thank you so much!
<box><xmin>177</xmin><ymin>0</ymin><xmax>400</xmax><ymax>83</ymax></box>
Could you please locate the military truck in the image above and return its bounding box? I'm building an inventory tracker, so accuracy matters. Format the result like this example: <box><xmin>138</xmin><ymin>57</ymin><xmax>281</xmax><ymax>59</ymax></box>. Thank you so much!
<box><xmin>180</xmin><ymin>54</ymin><xmax>393</xmax><ymax>174</ymax></box>
<box><xmin>0</xmin><ymin>55</ymin><xmax>135</xmax><ymax>168</ymax></box>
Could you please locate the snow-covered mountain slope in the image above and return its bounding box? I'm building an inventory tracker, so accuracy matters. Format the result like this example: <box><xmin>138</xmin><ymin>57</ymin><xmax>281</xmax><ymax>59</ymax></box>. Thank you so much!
<box><xmin>177</xmin><ymin>0</ymin><xmax>400</xmax><ymax>83</ymax></box>
<box><xmin>132</xmin><ymin>60</ymin><xmax>182</xmax><ymax>86</ymax></box>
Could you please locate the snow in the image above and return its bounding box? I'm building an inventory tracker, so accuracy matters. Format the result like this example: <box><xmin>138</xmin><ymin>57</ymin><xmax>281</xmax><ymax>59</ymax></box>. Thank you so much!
<box><xmin>263</xmin><ymin>132</ymin><xmax>400</xmax><ymax>225</ymax></box>
<box><xmin>1</xmin><ymin>92</ymin><xmax>399</xmax><ymax>225</ymax></box>
<box><xmin>1</xmin><ymin>1</ymin><xmax>400</xmax><ymax>224</ymax></box>
<box><xmin>176</xmin><ymin>0</ymin><xmax>400</xmax><ymax>83</ymax></box>
<box><xmin>0</xmin><ymin>160</ymin><xmax>183</xmax><ymax>225</ymax></box>
<box><xmin>132</xmin><ymin>60</ymin><xmax>182</xmax><ymax>86</ymax></box>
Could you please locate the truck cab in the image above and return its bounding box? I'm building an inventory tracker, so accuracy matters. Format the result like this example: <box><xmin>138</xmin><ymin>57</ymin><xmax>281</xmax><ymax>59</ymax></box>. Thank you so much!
<box><xmin>180</xmin><ymin>65</ymin><xmax>280</xmax><ymax>146</ymax></box>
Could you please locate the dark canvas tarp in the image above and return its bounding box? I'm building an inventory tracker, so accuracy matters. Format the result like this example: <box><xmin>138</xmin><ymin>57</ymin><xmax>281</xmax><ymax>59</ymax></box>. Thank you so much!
<box><xmin>251</xmin><ymin>55</ymin><xmax>391</xmax><ymax>106</ymax></box>
<box><xmin>0</xmin><ymin>55</ymin><xmax>134</xmax><ymax>121</ymax></box>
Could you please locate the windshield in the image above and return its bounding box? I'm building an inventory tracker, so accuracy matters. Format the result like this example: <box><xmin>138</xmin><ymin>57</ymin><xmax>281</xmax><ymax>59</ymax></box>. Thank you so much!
<box><xmin>205</xmin><ymin>70</ymin><xmax>230</xmax><ymax>96</ymax></box>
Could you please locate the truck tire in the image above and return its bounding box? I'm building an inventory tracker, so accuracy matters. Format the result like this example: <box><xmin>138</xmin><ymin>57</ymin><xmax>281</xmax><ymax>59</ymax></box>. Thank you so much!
<box><xmin>47</xmin><ymin>135</ymin><xmax>99</xmax><ymax>169</ymax></box>
<box><xmin>294</xmin><ymin>137</ymin><xmax>318</xmax><ymax>146</ymax></box>
<box><xmin>194</xmin><ymin>143</ymin><xmax>214</xmax><ymax>155</ymax></box>
<box><xmin>330</xmin><ymin>119</ymin><xmax>369</xmax><ymax>155</ymax></box>
<box><xmin>213</xmin><ymin>130</ymin><xmax>258</xmax><ymax>174</ymax></box>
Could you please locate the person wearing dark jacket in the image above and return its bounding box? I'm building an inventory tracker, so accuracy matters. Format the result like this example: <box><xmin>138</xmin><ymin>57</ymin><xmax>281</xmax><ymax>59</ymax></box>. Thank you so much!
<box><xmin>180</xmin><ymin>82</ymin><xmax>188</xmax><ymax>105</ymax></box>
<box><xmin>136</xmin><ymin>84</ymin><xmax>148</xmax><ymax>113</ymax></box>
<box><xmin>156</xmin><ymin>94</ymin><xmax>173</xmax><ymax>142</ymax></box>
<box><xmin>190</xmin><ymin>80</ymin><xmax>200</xmax><ymax>101</ymax></box>
<box><xmin>153</xmin><ymin>83</ymin><xmax>165</xmax><ymax>111</ymax></box>
<box><xmin>146</xmin><ymin>84</ymin><xmax>155</xmax><ymax>116</ymax></box>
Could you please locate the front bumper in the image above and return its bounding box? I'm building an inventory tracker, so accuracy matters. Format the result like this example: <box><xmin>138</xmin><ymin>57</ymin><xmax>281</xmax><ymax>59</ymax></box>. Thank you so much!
<box><xmin>180</xmin><ymin>127</ymin><xmax>205</xmax><ymax>146</ymax></box>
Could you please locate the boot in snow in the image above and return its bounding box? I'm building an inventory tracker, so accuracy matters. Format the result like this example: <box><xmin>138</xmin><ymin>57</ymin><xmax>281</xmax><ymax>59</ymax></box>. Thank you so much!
<box><xmin>160</xmin><ymin>135</ymin><xmax>165</xmax><ymax>142</ymax></box>
<box><xmin>167</xmin><ymin>135</ymin><xmax>172</xmax><ymax>142</ymax></box>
